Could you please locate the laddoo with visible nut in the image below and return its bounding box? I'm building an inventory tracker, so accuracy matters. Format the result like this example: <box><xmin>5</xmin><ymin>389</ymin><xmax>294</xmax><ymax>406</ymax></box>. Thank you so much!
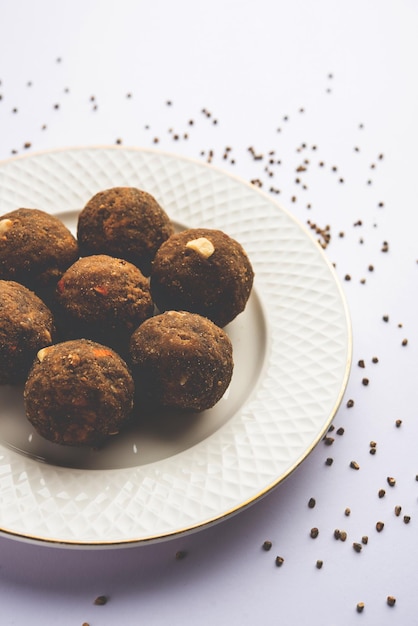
<box><xmin>55</xmin><ymin>254</ymin><xmax>154</xmax><ymax>352</ymax></box>
<box><xmin>24</xmin><ymin>339</ymin><xmax>134</xmax><ymax>446</ymax></box>
<box><xmin>0</xmin><ymin>208</ymin><xmax>79</xmax><ymax>299</ymax></box>
<box><xmin>129</xmin><ymin>310</ymin><xmax>233</xmax><ymax>412</ymax></box>
<box><xmin>0</xmin><ymin>280</ymin><xmax>55</xmax><ymax>384</ymax></box>
<box><xmin>150</xmin><ymin>228</ymin><xmax>254</xmax><ymax>327</ymax></box>
<box><xmin>77</xmin><ymin>187</ymin><xmax>174</xmax><ymax>276</ymax></box>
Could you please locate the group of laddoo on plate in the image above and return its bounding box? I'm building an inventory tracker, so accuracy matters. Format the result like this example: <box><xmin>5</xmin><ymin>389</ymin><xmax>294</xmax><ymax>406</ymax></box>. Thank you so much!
<box><xmin>0</xmin><ymin>187</ymin><xmax>254</xmax><ymax>448</ymax></box>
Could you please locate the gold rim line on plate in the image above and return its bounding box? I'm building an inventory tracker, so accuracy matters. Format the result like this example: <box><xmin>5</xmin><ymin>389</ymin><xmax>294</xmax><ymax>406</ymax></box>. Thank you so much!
<box><xmin>0</xmin><ymin>145</ymin><xmax>353</xmax><ymax>548</ymax></box>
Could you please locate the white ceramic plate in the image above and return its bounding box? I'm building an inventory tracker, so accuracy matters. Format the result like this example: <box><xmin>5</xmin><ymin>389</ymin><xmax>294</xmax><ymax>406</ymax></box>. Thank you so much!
<box><xmin>0</xmin><ymin>146</ymin><xmax>351</xmax><ymax>547</ymax></box>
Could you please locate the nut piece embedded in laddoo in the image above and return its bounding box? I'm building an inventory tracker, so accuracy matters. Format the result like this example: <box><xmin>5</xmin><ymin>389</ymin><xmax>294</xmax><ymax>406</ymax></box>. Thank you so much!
<box><xmin>150</xmin><ymin>228</ymin><xmax>254</xmax><ymax>327</ymax></box>
<box><xmin>0</xmin><ymin>280</ymin><xmax>55</xmax><ymax>384</ymax></box>
<box><xmin>77</xmin><ymin>187</ymin><xmax>174</xmax><ymax>276</ymax></box>
<box><xmin>129</xmin><ymin>310</ymin><xmax>233</xmax><ymax>412</ymax></box>
<box><xmin>0</xmin><ymin>208</ymin><xmax>79</xmax><ymax>299</ymax></box>
<box><xmin>55</xmin><ymin>254</ymin><xmax>154</xmax><ymax>352</ymax></box>
<box><xmin>24</xmin><ymin>339</ymin><xmax>134</xmax><ymax>446</ymax></box>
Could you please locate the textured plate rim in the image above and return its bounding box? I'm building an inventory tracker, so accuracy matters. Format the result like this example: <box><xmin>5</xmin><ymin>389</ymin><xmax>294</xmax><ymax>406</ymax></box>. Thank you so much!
<box><xmin>0</xmin><ymin>145</ymin><xmax>352</xmax><ymax>548</ymax></box>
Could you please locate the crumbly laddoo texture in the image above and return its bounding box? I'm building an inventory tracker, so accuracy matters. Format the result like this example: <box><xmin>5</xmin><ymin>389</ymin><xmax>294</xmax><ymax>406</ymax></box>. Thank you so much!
<box><xmin>0</xmin><ymin>208</ymin><xmax>79</xmax><ymax>298</ymax></box>
<box><xmin>0</xmin><ymin>280</ymin><xmax>55</xmax><ymax>384</ymax></box>
<box><xmin>129</xmin><ymin>310</ymin><xmax>233</xmax><ymax>412</ymax></box>
<box><xmin>24</xmin><ymin>339</ymin><xmax>134</xmax><ymax>446</ymax></box>
<box><xmin>55</xmin><ymin>255</ymin><xmax>154</xmax><ymax>352</ymax></box>
<box><xmin>150</xmin><ymin>228</ymin><xmax>254</xmax><ymax>327</ymax></box>
<box><xmin>77</xmin><ymin>187</ymin><xmax>174</xmax><ymax>276</ymax></box>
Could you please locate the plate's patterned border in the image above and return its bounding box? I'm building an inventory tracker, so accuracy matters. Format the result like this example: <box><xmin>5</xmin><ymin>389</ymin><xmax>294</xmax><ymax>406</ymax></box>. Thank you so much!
<box><xmin>0</xmin><ymin>147</ymin><xmax>351</xmax><ymax>546</ymax></box>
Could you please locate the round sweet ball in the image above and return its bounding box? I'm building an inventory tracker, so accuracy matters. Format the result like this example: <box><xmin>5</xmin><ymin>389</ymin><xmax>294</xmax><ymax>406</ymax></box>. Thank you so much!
<box><xmin>55</xmin><ymin>254</ymin><xmax>154</xmax><ymax>351</ymax></box>
<box><xmin>0</xmin><ymin>280</ymin><xmax>55</xmax><ymax>385</ymax></box>
<box><xmin>24</xmin><ymin>339</ymin><xmax>134</xmax><ymax>446</ymax></box>
<box><xmin>150</xmin><ymin>228</ymin><xmax>254</xmax><ymax>327</ymax></box>
<box><xmin>129</xmin><ymin>310</ymin><xmax>233</xmax><ymax>412</ymax></box>
<box><xmin>0</xmin><ymin>208</ymin><xmax>79</xmax><ymax>298</ymax></box>
<box><xmin>77</xmin><ymin>187</ymin><xmax>174</xmax><ymax>276</ymax></box>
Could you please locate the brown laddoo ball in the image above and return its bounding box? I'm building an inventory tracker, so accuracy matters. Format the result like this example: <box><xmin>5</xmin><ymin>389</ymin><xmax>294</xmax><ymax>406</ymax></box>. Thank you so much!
<box><xmin>0</xmin><ymin>208</ymin><xmax>79</xmax><ymax>299</ymax></box>
<box><xmin>0</xmin><ymin>280</ymin><xmax>55</xmax><ymax>384</ymax></box>
<box><xmin>24</xmin><ymin>339</ymin><xmax>134</xmax><ymax>446</ymax></box>
<box><xmin>55</xmin><ymin>254</ymin><xmax>154</xmax><ymax>352</ymax></box>
<box><xmin>150</xmin><ymin>228</ymin><xmax>254</xmax><ymax>328</ymax></box>
<box><xmin>77</xmin><ymin>187</ymin><xmax>174</xmax><ymax>276</ymax></box>
<box><xmin>129</xmin><ymin>310</ymin><xmax>233</xmax><ymax>412</ymax></box>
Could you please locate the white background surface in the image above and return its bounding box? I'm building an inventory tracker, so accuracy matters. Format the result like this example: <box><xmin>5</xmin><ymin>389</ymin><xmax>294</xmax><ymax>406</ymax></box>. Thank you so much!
<box><xmin>0</xmin><ymin>1</ymin><xmax>417</xmax><ymax>624</ymax></box>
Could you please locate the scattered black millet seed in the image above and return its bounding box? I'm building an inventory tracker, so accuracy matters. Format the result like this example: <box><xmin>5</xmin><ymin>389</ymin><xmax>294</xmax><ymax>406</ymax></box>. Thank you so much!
<box><xmin>93</xmin><ymin>595</ymin><xmax>108</xmax><ymax>606</ymax></box>
<box><xmin>370</xmin><ymin>441</ymin><xmax>377</xmax><ymax>448</ymax></box>
<box><xmin>362</xmin><ymin>536</ymin><xmax>368</xmax><ymax>545</ymax></box>
<box><xmin>350</xmin><ymin>461</ymin><xmax>360</xmax><ymax>470</ymax></box>
<box><xmin>358</xmin><ymin>360</ymin><xmax>365</xmax><ymax>368</ymax></box>
<box><xmin>334</xmin><ymin>529</ymin><xmax>341</xmax><ymax>540</ymax></box>
<box><xmin>262</xmin><ymin>540</ymin><xmax>272</xmax><ymax>551</ymax></box>
<box><xmin>336</xmin><ymin>427</ymin><xmax>345</xmax><ymax>436</ymax></box>
<box><xmin>381</xmin><ymin>241</ymin><xmax>389</xmax><ymax>252</ymax></box>
<box><xmin>316</xmin><ymin>559</ymin><xmax>323</xmax><ymax>569</ymax></box>
<box><xmin>353</xmin><ymin>542</ymin><xmax>362</xmax><ymax>553</ymax></box>
<box><xmin>394</xmin><ymin>505</ymin><xmax>402</xmax><ymax>517</ymax></box>
<box><xmin>339</xmin><ymin>531</ymin><xmax>347</xmax><ymax>542</ymax></box>
<box><xmin>344</xmin><ymin>274</ymin><xmax>351</xmax><ymax>281</ymax></box>
<box><xmin>362</xmin><ymin>378</ymin><xmax>369</xmax><ymax>386</ymax></box>
<box><xmin>328</xmin><ymin>425</ymin><xmax>335</xmax><ymax>432</ymax></box>
<box><xmin>310</xmin><ymin>527</ymin><xmax>319</xmax><ymax>538</ymax></box>
<box><xmin>175</xmin><ymin>550</ymin><xmax>187</xmax><ymax>560</ymax></box>
<box><xmin>376</xmin><ymin>521</ymin><xmax>385</xmax><ymax>532</ymax></box>
<box><xmin>395</xmin><ymin>419</ymin><xmax>402</xmax><ymax>427</ymax></box>
<box><xmin>324</xmin><ymin>437</ymin><xmax>334</xmax><ymax>446</ymax></box>
<box><xmin>402</xmin><ymin>338</ymin><xmax>408</xmax><ymax>346</ymax></box>
<box><xmin>372</xmin><ymin>356</ymin><xmax>379</xmax><ymax>363</ymax></box>
<box><xmin>308</xmin><ymin>497</ymin><xmax>316</xmax><ymax>509</ymax></box>
<box><xmin>387</xmin><ymin>477</ymin><xmax>396</xmax><ymax>487</ymax></box>
<box><xmin>275</xmin><ymin>556</ymin><xmax>285</xmax><ymax>567</ymax></box>
<box><xmin>378</xmin><ymin>489</ymin><xmax>386</xmax><ymax>498</ymax></box>
<box><xmin>325</xmin><ymin>457</ymin><xmax>334</xmax><ymax>466</ymax></box>
<box><xmin>370</xmin><ymin>447</ymin><xmax>376</xmax><ymax>455</ymax></box>
<box><xmin>356</xmin><ymin>602</ymin><xmax>365</xmax><ymax>613</ymax></box>
<box><xmin>345</xmin><ymin>508</ymin><xmax>351</xmax><ymax>516</ymax></box>
<box><xmin>346</xmin><ymin>399</ymin><xmax>354</xmax><ymax>408</ymax></box>
<box><xmin>403</xmin><ymin>515</ymin><xmax>411</xmax><ymax>524</ymax></box>
<box><xmin>387</xmin><ymin>596</ymin><xmax>396</xmax><ymax>607</ymax></box>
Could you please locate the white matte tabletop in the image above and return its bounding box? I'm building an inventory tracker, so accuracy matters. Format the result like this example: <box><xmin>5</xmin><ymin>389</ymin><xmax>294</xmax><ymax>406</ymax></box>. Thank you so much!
<box><xmin>0</xmin><ymin>1</ymin><xmax>417</xmax><ymax>625</ymax></box>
